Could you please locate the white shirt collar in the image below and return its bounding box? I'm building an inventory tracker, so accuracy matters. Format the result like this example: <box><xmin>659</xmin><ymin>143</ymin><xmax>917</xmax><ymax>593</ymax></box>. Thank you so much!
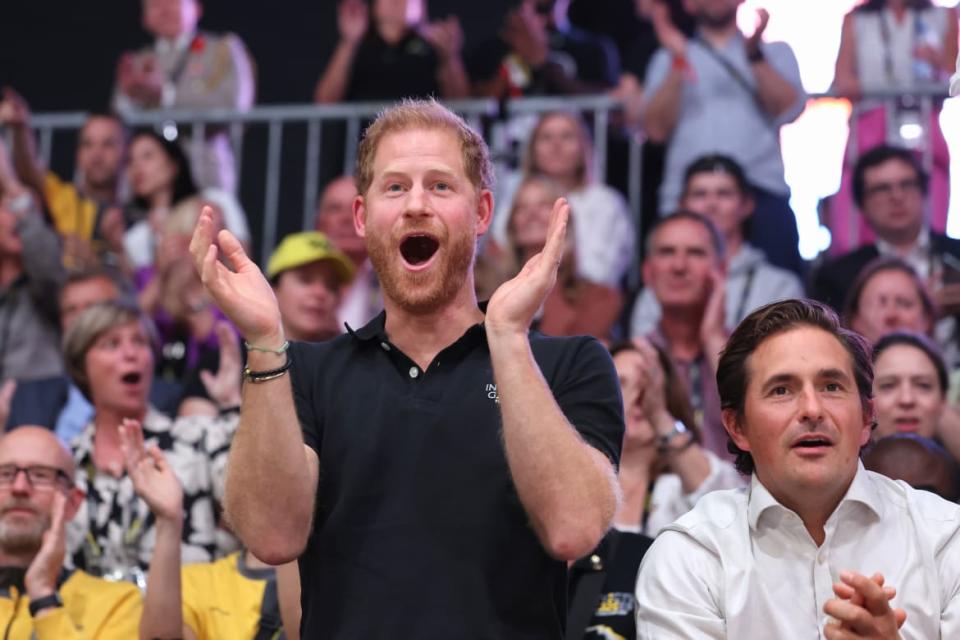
<box><xmin>747</xmin><ymin>461</ymin><xmax>885</xmax><ymax>532</ymax></box>
<box><xmin>875</xmin><ymin>226</ymin><xmax>931</xmax><ymax>274</ymax></box>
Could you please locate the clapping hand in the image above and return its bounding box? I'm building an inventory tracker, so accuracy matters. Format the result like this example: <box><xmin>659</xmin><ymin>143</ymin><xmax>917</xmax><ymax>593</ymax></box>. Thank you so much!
<box><xmin>189</xmin><ymin>205</ymin><xmax>284</xmax><ymax>348</ymax></box>
<box><xmin>650</xmin><ymin>1</ymin><xmax>688</xmax><ymax>59</ymax></box>
<box><xmin>199</xmin><ymin>321</ymin><xmax>243</xmax><ymax>411</ymax></box>
<box><xmin>486</xmin><ymin>197</ymin><xmax>569</xmax><ymax>337</ymax></box>
<box><xmin>823</xmin><ymin>571</ymin><xmax>906</xmax><ymax>639</ymax></box>
<box><xmin>24</xmin><ymin>491</ymin><xmax>68</xmax><ymax>601</ymax></box>
<box><xmin>119</xmin><ymin>418</ymin><xmax>183</xmax><ymax>523</ymax></box>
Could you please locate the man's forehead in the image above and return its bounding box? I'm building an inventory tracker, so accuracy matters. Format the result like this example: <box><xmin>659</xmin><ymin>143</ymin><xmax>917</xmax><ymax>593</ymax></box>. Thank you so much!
<box><xmin>373</xmin><ymin>127</ymin><xmax>464</xmax><ymax>176</ymax></box>
<box><xmin>747</xmin><ymin>326</ymin><xmax>855</xmax><ymax>381</ymax></box>
<box><xmin>652</xmin><ymin>219</ymin><xmax>713</xmax><ymax>249</ymax></box>
<box><xmin>865</xmin><ymin>158</ymin><xmax>919</xmax><ymax>181</ymax></box>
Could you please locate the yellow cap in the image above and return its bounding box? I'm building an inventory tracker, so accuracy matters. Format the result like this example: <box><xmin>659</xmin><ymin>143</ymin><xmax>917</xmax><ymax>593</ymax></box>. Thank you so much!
<box><xmin>266</xmin><ymin>231</ymin><xmax>356</xmax><ymax>283</ymax></box>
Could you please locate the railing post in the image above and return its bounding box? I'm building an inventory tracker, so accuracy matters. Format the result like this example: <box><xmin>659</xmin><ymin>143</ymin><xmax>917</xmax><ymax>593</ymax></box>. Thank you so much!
<box><xmin>627</xmin><ymin>130</ymin><xmax>643</xmax><ymax>292</ymax></box>
<box><xmin>261</xmin><ymin>119</ymin><xmax>284</xmax><ymax>266</ymax></box>
<box><xmin>344</xmin><ymin>117</ymin><xmax>360</xmax><ymax>175</ymax></box>
<box><xmin>593</xmin><ymin>108</ymin><xmax>608</xmax><ymax>183</ymax></box>
<box><xmin>303</xmin><ymin>119</ymin><xmax>322</xmax><ymax>231</ymax></box>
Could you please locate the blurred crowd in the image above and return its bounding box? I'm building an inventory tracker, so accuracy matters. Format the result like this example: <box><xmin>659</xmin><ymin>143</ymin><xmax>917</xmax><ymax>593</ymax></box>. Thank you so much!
<box><xmin>1</xmin><ymin>0</ymin><xmax>959</xmax><ymax>638</ymax></box>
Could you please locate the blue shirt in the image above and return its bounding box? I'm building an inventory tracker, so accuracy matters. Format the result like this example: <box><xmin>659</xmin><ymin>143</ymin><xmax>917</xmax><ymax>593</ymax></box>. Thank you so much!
<box><xmin>645</xmin><ymin>32</ymin><xmax>807</xmax><ymax>211</ymax></box>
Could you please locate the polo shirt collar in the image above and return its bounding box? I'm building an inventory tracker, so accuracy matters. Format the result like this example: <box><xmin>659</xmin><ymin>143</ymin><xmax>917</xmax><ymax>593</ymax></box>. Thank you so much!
<box><xmin>748</xmin><ymin>461</ymin><xmax>883</xmax><ymax>532</ymax></box>
<box><xmin>346</xmin><ymin>302</ymin><xmax>491</xmax><ymax>343</ymax></box>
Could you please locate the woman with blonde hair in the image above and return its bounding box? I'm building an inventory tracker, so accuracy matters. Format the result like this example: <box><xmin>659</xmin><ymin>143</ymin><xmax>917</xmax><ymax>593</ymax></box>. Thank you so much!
<box><xmin>480</xmin><ymin>174</ymin><xmax>623</xmax><ymax>340</ymax></box>
<box><xmin>490</xmin><ymin>111</ymin><xmax>635</xmax><ymax>288</ymax></box>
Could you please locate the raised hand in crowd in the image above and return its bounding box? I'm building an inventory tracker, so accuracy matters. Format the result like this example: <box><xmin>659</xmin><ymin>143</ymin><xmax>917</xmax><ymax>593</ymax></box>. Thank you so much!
<box><xmin>745</xmin><ymin>8</ymin><xmax>770</xmax><ymax>58</ymax></box>
<box><xmin>699</xmin><ymin>268</ymin><xmax>727</xmax><ymax>373</ymax></box>
<box><xmin>190</xmin><ymin>205</ymin><xmax>283</xmax><ymax>347</ymax></box>
<box><xmin>337</xmin><ymin>0</ymin><xmax>369</xmax><ymax>46</ymax></box>
<box><xmin>823</xmin><ymin>572</ymin><xmax>906</xmax><ymax>640</ymax></box>
<box><xmin>486</xmin><ymin>197</ymin><xmax>569</xmax><ymax>336</ymax></box>
<box><xmin>650</xmin><ymin>0</ymin><xmax>687</xmax><ymax>59</ymax></box>
<box><xmin>420</xmin><ymin>15</ymin><xmax>464</xmax><ymax>63</ymax></box>
<box><xmin>116</xmin><ymin>52</ymin><xmax>164</xmax><ymax>106</ymax></box>
<box><xmin>120</xmin><ymin>418</ymin><xmax>183</xmax><ymax>525</ymax></box>
<box><xmin>199</xmin><ymin>321</ymin><xmax>243</xmax><ymax>411</ymax></box>
<box><xmin>120</xmin><ymin>418</ymin><xmax>187</xmax><ymax>640</ymax></box>
<box><xmin>0</xmin><ymin>380</ymin><xmax>15</xmax><ymax>431</ymax></box>
<box><xmin>501</xmin><ymin>0</ymin><xmax>549</xmax><ymax>68</ymax></box>
<box><xmin>0</xmin><ymin>87</ymin><xmax>30</xmax><ymax>128</ymax></box>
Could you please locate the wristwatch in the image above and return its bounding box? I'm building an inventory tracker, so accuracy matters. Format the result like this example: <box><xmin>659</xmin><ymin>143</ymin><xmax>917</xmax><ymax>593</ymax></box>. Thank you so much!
<box><xmin>658</xmin><ymin>419</ymin><xmax>690</xmax><ymax>452</ymax></box>
<box><xmin>28</xmin><ymin>592</ymin><xmax>63</xmax><ymax>617</ymax></box>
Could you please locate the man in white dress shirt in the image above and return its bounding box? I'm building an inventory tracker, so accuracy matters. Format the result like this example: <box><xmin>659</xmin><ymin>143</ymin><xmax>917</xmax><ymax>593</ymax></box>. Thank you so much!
<box><xmin>635</xmin><ymin>298</ymin><xmax>960</xmax><ymax>639</ymax></box>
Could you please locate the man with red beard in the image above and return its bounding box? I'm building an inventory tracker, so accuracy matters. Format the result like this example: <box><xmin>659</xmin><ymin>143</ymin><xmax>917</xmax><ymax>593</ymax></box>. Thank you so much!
<box><xmin>0</xmin><ymin>427</ymin><xmax>141</xmax><ymax>637</ymax></box>
<box><xmin>190</xmin><ymin>98</ymin><xmax>623</xmax><ymax>637</ymax></box>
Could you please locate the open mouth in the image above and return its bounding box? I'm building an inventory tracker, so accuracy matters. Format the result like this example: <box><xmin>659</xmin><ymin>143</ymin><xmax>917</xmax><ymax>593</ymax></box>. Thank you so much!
<box><xmin>894</xmin><ymin>418</ymin><xmax>920</xmax><ymax>432</ymax></box>
<box><xmin>121</xmin><ymin>372</ymin><xmax>143</xmax><ymax>385</ymax></box>
<box><xmin>399</xmin><ymin>234</ymin><xmax>439</xmax><ymax>267</ymax></box>
<box><xmin>791</xmin><ymin>434</ymin><xmax>833</xmax><ymax>451</ymax></box>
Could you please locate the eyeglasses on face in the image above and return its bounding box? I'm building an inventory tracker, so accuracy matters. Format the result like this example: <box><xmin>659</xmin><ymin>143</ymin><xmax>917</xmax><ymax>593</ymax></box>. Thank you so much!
<box><xmin>865</xmin><ymin>178</ymin><xmax>922</xmax><ymax>199</ymax></box>
<box><xmin>0</xmin><ymin>465</ymin><xmax>73</xmax><ymax>490</ymax></box>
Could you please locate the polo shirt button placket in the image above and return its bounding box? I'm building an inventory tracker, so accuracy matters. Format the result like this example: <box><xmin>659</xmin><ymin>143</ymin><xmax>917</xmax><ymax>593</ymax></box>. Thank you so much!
<box><xmin>409</xmin><ymin>366</ymin><xmax>420</xmax><ymax>379</ymax></box>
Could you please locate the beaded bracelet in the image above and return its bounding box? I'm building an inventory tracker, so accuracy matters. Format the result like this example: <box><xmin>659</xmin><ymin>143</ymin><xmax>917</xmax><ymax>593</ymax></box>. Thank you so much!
<box><xmin>243</xmin><ymin>340</ymin><xmax>290</xmax><ymax>355</ymax></box>
<box><xmin>243</xmin><ymin>355</ymin><xmax>292</xmax><ymax>383</ymax></box>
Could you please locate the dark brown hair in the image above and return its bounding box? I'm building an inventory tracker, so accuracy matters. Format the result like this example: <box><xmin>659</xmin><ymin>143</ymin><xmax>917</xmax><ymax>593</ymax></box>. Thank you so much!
<box><xmin>717</xmin><ymin>299</ymin><xmax>874</xmax><ymax>474</ymax></box>
<box><xmin>609</xmin><ymin>340</ymin><xmax>700</xmax><ymax>445</ymax></box>
<box><xmin>842</xmin><ymin>256</ymin><xmax>936</xmax><ymax>334</ymax></box>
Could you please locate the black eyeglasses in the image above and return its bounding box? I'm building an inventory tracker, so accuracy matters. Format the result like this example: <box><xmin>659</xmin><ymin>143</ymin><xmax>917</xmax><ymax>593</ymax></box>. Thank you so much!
<box><xmin>864</xmin><ymin>178</ymin><xmax>922</xmax><ymax>199</ymax></box>
<box><xmin>0</xmin><ymin>465</ymin><xmax>73</xmax><ymax>490</ymax></box>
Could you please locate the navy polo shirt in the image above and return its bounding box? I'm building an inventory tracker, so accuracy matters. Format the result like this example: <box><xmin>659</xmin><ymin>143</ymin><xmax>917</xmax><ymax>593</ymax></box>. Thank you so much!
<box><xmin>289</xmin><ymin>310</ymin><xmax>624</xmax><ymax>639</ymax></box>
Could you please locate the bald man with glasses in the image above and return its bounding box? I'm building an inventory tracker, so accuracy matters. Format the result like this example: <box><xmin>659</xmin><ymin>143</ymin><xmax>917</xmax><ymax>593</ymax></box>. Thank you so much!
<box><xmin>0</xmin><ymin>427</ymin><xmax>141</xmax><ymax>639</ymax></box>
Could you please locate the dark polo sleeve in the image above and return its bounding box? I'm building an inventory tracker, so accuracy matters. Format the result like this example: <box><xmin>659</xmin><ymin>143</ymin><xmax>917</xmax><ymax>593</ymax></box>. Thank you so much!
<box><xmin>550</xmin><ymin>336</ymin><xmax>624</xmax><ymax>467</ymax></box>
<box><xmin>288</xmin><ymin>341</ymin><xmax>324</xmax><ymax>455</ymax></box>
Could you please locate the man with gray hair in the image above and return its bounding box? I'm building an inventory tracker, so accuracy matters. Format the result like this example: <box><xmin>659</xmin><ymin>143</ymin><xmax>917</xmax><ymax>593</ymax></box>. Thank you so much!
<box><xmin>638</xmin><ymin>211</ymin><xmax>729</xmax><ymax>457</ymax></box>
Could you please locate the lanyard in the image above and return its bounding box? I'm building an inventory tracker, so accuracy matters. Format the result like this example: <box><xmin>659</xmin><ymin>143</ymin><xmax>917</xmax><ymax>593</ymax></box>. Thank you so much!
<box><xmin>734</xmin><ymin>265</ymin><xmax>758</xmax><ymax>324</ymax></box>
<box><xmin>877</xmin><ymin>9</ymin><xmax>917</xmax><ymax>83</ymax></box>
<box><xmin>83</xmin><ymin>462</ymin><xmax>143</xmax><ymax>564</ymax></box>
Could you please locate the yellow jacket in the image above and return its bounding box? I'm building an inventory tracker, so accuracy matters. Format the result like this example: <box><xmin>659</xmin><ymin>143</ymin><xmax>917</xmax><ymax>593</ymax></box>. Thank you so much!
<box><xmin>0</xmin><ymin>569</ymin><xmax>142</xmax><ymax>639</ymax></box>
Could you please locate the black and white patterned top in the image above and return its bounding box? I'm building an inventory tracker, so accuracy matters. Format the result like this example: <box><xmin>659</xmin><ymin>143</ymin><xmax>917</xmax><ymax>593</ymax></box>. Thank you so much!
<box><xmin>66</xmin><ymin>408</ymin><xmax>240</xmax><ymax>580</ymax></box>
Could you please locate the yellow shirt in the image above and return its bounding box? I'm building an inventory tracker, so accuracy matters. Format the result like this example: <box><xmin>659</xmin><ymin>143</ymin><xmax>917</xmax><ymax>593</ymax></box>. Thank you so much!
<box><xmin>0</xmin><ymin>569</ymin><xmax>142</xmax><ymax>639</ymax></box>
<box><xmin>182</xmin><ymin>552</ymin><xmax>283</xmax><ymax>640</ymax></box>
<box><xmin>43</xmin><ymin>172</ymin><xmax>100</xmax><ymax>241</ymax></box>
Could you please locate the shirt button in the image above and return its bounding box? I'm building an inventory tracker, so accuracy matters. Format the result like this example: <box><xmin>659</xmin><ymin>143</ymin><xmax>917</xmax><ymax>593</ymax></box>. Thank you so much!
<box><xmin>409</xmin><ymin>366</ymin><xmax>419</xmax><ymax>379</ymax></box>
<box><xmin>380</xmin><ymin>342</ymin><xmax>391</xmax><ymax>352</ymax></box>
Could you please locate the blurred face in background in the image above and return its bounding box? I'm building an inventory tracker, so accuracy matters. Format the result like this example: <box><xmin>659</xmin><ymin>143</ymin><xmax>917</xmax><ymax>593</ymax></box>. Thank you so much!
<box><xmin>531</xmin><ymin>113</ymin><xmax>585</xmax><ymax>184</ymax></box>
<box><xmin>643</xmin><ymin>218</ymin><xmax>718</xmax><ymax>311</ymax></box>
<box><xmin>681</xmin><ymin>171</ymin><xmax>752</xmax><ymax>244</ymax></box>
<box><xmin>84</xmin><ymin>320</ymin><xmax>154</xmax><ymax>417</ymax></box>
<box><xmin>850</xmin><ymin>269</ymin><xmax>931</xmax><ymax>344</ymax></box>
<box><xmin>60</xmin><ymin>277</ymin><xmax>120</xmax><ymax>331</ymax></box>
<box><xmin>128</xmin><ymin>135</ymin><xmax>179</xmax><ymax>203</ymax></box>
<box><xmin>684</xmin><ymin>0</ymin><xmax>742</xmax><ymax>28</ymax></box>
<box><xmin>77</xmin><ymin>117</ymin><xmax>125</xmax><ymax>193</ymax></box>
<box><xmin>509</xmin><ymin>180</ymin><xmax>555</xmax><ymax>255</ymax></box>
<box><xmin>143</xmin><ymin>0</ymin><xmax>201</xmax><ymax>40</ymax></box>
<box><xmin>316</xmin><ymin>177</ymin><xmax>365</xmax><ymax>264</ymax></box>
<box><xmin>860</xmin><ymin>158</ymin><xmax>925</xmax><ymax>247</ymax></box>
<box><xmin>873</xmin><ymin>344</ymin><xmax>945</xmax><ymax>440</ymax></box>
<box><xmin>274</xmin><ymin>261</ymin><xmax>343</xmax><ymax>341</ymax></box>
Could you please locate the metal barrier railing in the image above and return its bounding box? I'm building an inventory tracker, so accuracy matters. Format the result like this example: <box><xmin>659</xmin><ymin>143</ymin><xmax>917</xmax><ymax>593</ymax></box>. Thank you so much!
<box><xmin>20</xmin><ymin>87</ymin><xmax>952</xmax><ymax>273</ymax></box>
<box><xmin>25</xmin><ymin>96</ymin><xmax>639</xmax><ymax>268</ymax></box>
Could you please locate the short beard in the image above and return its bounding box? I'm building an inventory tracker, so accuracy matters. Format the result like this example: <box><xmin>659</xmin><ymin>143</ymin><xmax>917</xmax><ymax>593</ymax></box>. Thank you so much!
<box><xmin>0</xmin><ymin>506</ymin><xmax>48</xmax><ymax>557</ymax></box>
<box><xmin>366</xmin><ymin>221</ymin><xmax>476</xmax><ymax>315</ymax></box>
<box><xmin>697</xmin><ymin>7</ymin><xmax>738</xmax><ymax>30</ymax></box>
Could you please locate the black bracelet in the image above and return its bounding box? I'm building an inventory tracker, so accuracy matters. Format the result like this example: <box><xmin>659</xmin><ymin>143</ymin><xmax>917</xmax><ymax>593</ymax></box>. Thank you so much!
<box><xmin>28</xmin><ymin>592</ymin><xmax>63</xmax><ymax>617</ymax></box>
<box><xmin>243</xmin><ymin>355</ymin><xmax>292</xmax><ymax>383</ymax></box>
